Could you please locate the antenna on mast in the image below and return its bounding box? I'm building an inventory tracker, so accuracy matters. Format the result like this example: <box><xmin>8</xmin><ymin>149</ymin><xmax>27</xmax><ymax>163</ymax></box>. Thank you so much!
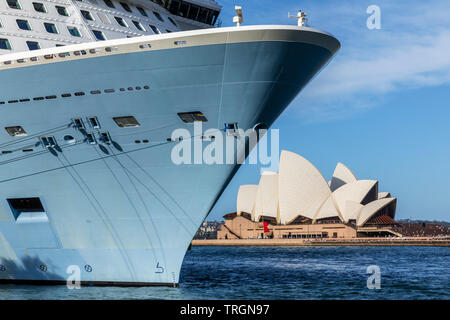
<box><xmin>288</xmin><ymin>10</ymin><xmax>308</xmax><ymax>27</ymax></box>
<box><xmin>233</xmin><ymin>6</ymin><xmax>244</xmax><ymax>27</ymax></box>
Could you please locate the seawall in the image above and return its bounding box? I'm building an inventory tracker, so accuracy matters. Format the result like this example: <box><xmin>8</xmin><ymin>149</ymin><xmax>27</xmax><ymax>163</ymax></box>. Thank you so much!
<box><xmin>192</xmin><ymin>238</ymin><xmax>450</xmax><ymax>247</ymax></box>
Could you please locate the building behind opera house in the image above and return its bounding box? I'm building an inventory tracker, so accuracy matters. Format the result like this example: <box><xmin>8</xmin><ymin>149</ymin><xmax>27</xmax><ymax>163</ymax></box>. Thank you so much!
<box><xmin>217</xmin><ymin>150</ymin><xmax>401</xmax><ymax>239</ymax></box>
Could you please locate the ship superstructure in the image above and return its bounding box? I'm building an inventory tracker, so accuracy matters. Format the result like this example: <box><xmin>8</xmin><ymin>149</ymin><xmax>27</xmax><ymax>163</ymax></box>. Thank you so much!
<box><xmin>0</xmin><ymin>0</ymin><xmax>220</xmax><ymax>52</ymax></box>
<box><xmin>0</xmin><ymin>0</ymin><xmax>340</xmax><ymax>286</ymax></box>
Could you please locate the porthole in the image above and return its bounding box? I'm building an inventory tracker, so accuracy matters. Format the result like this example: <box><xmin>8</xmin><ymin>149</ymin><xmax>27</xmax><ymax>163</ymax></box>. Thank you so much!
<box><xmin>5</xmin><ymin>126</ymin><xmax>27</xmax><ymax>137</ymax></box>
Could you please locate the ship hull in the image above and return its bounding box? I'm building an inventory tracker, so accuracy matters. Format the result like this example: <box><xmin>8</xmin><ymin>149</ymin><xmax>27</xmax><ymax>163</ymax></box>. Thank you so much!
<box><xmin>0</xmin><ymin>26</ymin><xmax>339</xmax><ymax>285</ymax></box>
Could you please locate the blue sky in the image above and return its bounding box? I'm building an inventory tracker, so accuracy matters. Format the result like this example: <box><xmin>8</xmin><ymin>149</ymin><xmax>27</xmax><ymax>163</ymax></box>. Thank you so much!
<box><xmin>207</xmin><ymin>0</ymin><xmax>450</xmax><ymax>221</ymax></box>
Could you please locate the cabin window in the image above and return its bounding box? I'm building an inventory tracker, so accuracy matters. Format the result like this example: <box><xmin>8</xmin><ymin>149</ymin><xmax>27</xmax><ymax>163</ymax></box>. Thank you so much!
<box><xmin>26</xmin><ymin>41</ymin><xmax>40</xmax><ymax>51</ymax></box>
<box><xmin>149</xmin><ymin>25</ymin><xmax>160</xmax><ymax>34</ymax></box>
<box><xmin>168</xmin><ymin>17</ymin><xmax>177</xmax><ymax>27</ymax></box>
<box><xmin>114</xmin><ymin>16</ymin><xmax>128</xmax><ymax>27</ymax></box>
<box><xmin>92</xmin><ymin>30</ymin><xmax>106</xmax><ymax>40</ymax></box>
<box><xmin>56</xmin><ymin>6</ymin><xmax>69</xmax><ymax>16</ymax></box>
<box><xmin>44</xmin><ymin>23</ymin><xmax>58</xmax><ymax>34</ymax></box>
<box><xmin>68</xmin><ymin>26</ymin><xmax>81</xmax><ymax>37</ymax></box>
<box><xmin>0</xmin><ymin>38</ymin><xmax>12</xmax><ymax>50</ymax></box>
<box><xmin>198</xmin><ymin>8</ymin><xmax>208</xmax><ymax>23</ymax></box>
<box><xmin>16</xmin><ymin>19</ymin><xmax>31</xmax><ymax>30</ymax></box>
<box><xmin>5</xmin><ymin>126</ymin><xmax>26</xmax><ymax>136</ymax></box>
<box><xmin>8</xmin><ymin>198</ymin><xmax>44</xmax><ymax>213</ymax></box>
<box><xmin>120</xmin><ymin>2</ymin><xmax>132</xmax><ymax>12</ymax></box>
<box><xmin>87</xmin><ymin>116</ymin><xmax>100</xmax><ymax>129</ymax></box>
<box><xmin>188</xmin><ymin>5</ymin><xmax>199</xmax><ymax>20</ymax></box>
<box><xmin>179</xmin><ymin>2</ymin><xmax>188</xmax><ymax>18</ymax></box>
<box><xmin>137</xmin><ymin>7</ymin><xmax>147</xmax><ymax>17</ymax></box>
<box><xmin>103</xmin><ymin>0</ymin><xmax>114</xmax><ymax>8</ymax></box>
<box><xmin>153</xmin><ymin>11</ymin><xmax>164</xmax><ymax>22</ymax></box>
<box><xmin>113</xmin><ymin>116</ymin><xmax>140</xmax><ymax>128</ymax></box>
<box><xmin>33</xmin><ymin>2</ymin><xmax>46</xmax><ymax>13</ymax></box>
<box><xmin>81</xmin><ymin>10</ymin><xmax>94</xmax><ymax>21</ymax></box>
<box><xmin>177</xmin><ymin>111</ymin><xmax>208</xmax><ymax>123</ymax></box>
<box><xmin>132</xmin><ymin>20</ymin><xmax>145</xmax><ymax>31</ymax></box>
<box><xmin>7</xmin><ymin>0</ymin><xmax>21</xmax><ymax>10</ymax></box>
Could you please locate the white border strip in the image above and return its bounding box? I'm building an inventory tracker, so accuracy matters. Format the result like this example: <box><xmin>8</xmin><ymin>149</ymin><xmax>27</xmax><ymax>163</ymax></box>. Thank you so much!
<box><xmin>0</xmin><ymin>25</ymin><xmax>340</xmax><ymax>71</ymax></box>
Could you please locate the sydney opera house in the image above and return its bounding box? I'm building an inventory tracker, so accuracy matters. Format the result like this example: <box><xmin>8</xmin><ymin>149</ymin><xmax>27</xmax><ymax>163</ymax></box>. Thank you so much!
<box><xmin>217</xmin><ymin>150</ymin><xmax>400</xmax><ymax>239</ymax></box>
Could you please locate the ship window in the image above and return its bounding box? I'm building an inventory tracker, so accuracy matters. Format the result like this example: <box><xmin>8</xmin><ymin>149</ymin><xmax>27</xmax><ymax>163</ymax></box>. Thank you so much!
<box><xmin>153</xmin><ymin>11</ymin><xmax>164</xmax><ymax>22</ymax></box>
<box><xmin>7</xmin><ymin>0</ymin><xmax>21</xmax><ymax>10</ymax></box>
<box><xmin>0</xmin><ymin>38</ymin><xmax>11</xmax><ymax>50</ymax></box>
<box><xmin>5</xmin><ymin>126</ymin><xmax>27</xmax><ymax>136</ymax></box>
<box><xmin>33</xmin><ymin>2</ymin><xmax>46</xmax><ymax>13</ymax></box>
<box><xmin>166</xmin><ymin>29</ymin><xmax>172</xmax><ymax>33</ymax></box>
<box><xmin>177</xmin><ymin>111</ymin><xmax>208</xmax><ymax>123</ymax></box>
<box><xmin>26</xmin><ymin>41</ymin><xmax>40</xmax><ymax>51</ymax></box>
<box><xmin>132</xmin><ymin>20</ymin><xmax>145</xmax><ymax>31</ymax></box>
<box><xmin>168</xmin><ymin>0</ymin><xmax>179</xmax><ymax>14</ymax></box>
<box><xmin>168</xmin><ymin>17</ymin><xmax>177</xmax><ymax>27</ymax></box>
<box><xmin>104</xmin><ymin>0</ymin><xmax>114</xmax><ymax>8</ymax></box>
<box><xmin>179</xmin><ymin>2</ymin><xmax>188</xmax><ymax>18</ymax></box>
<box><xmin>86</xmin><ymin>133</ymin><xmax>96</xmax><ymax>144</ymax></box>
<box><xmin>92</xmin><ymin>30</ymin><xmax>106</xmax><ymax>40</ymax></box>
<box><xmin>188</xmin><ymin>5</ymin><xmax>199</xmax><ymax>20</ymax></box>
<box><xmin>114</xmin><ymin>16</ymin><xmax>128</xmax><ymax>27</ymax></box>
<box><xmin>113</xmin><ymin>116</ymin><xmax>140</xmax><ymax>128</ymax></box>
<box><xmin>198</xmin><ymin>8</ymin><xmax>208</xmax><ymax>24</ymax></box>
<box><xmin>81</xmin><ymin>10</ymin><xmax>94</xmax><ymax>21</ymax></box>
<box><xmin>7</xmin><ymin>198</ymin><xmax>44</xmax><ymax>213</ymax></box>
<box><xmin>68</xmin><ymin>26</ymin><xmax>81</xmax><ymax>37</ymax></box>
<box><xmin>120</xmin><ymin>2</ymin><xmax>132</xmax><ymax>12</ymax></box>
<box><xmin>44</xmin><ymin>22</ymin><xmax>58</xmax><ymax>34</ymax></box>
<box><xmin>16</xmin><ymin>19</ymin><xmax>31</xmax><ymax>31</ymax></box>
<box><xmin>149</xmin><ymin>25</ymin><xmax>160</xmax><ymax>34</ymax></box>
<box><xmin>56</xmin><ymin>6</ymin><xmax>69</xmax><ymax>16</ymax></box>
<box><xmin>137</xmin><ymin>7</ymin><xmax>147</xmax><ymax>17</ymax></box>
<box><xmin>87</xmin><ymin>116</ymin><xmax>100</xmax><ymax>129</ymax></box>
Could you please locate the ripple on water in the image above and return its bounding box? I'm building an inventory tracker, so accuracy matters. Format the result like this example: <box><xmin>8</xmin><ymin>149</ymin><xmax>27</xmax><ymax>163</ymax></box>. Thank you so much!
<box><xmin>0</xmin><ymin>246</ymin><xmax>448</xmax><ymax>299</ymax></box>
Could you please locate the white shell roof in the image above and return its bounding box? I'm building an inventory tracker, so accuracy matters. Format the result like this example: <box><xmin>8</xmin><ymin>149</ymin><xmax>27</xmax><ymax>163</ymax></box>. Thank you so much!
<box><xmin>253</xmin><ymin>171</ymin><xmax>279</xmax><ymax>222</ymax></box>
<box><xmin>278</xmin><ymin>150</ymin><xmax>331</xmax><ymax>224</ymax></box>
<box><xmin>236</xmin><ymin>185</ymin><xmax>258</xmax><ymax>216</ymax></box>
<box><xmin>332</xmin><ymin>180</ymin><xmax>378</xmax><ymax>220</ymax></box>
<box><xmin>330</xmin><ymin>162</ymin><xmax>357</xmax><ymax>191</ymax></box>
<box><xmin>356</xmin><ymin>198</ymin><xmax>397</xmax><ymax>227</ymax></box>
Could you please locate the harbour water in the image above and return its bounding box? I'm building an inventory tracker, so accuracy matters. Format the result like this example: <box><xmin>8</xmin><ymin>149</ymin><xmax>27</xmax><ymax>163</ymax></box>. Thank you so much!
<box><xmin>0</xmin><ymin>246</ymin><xmax>448</xmax><ymax>299</ymax></box>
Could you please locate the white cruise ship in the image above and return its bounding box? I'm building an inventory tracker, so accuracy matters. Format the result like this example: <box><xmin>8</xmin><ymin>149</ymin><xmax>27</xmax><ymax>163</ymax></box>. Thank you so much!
<box><xmin>0</xmin><ymin>0</ymin><xmax>340</xmax><ymax>286</ymax></box>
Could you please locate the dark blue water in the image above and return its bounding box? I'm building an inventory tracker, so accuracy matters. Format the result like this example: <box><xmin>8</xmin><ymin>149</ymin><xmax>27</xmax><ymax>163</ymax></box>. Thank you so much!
<box><xmin>0</xmin><ymin>246</ymin><xmax>448</xmax><ymax>299</ymax></box>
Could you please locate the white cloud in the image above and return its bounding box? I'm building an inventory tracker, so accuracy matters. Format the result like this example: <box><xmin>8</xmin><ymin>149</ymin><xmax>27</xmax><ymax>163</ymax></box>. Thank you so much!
<box><xmin>286</xmin><ymin>0</ymin><xmax>450</xmax><ymax>122</ymax></box>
